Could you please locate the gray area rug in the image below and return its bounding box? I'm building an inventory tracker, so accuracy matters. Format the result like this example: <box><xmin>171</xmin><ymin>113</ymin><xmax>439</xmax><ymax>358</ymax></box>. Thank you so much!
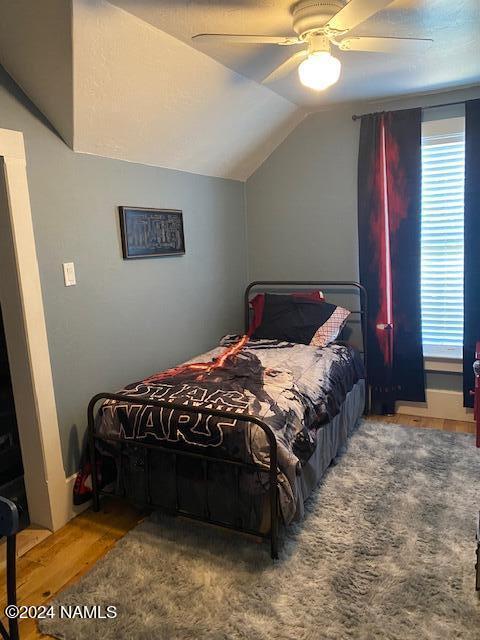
<box><xmin>40</xmin><ymin>421</ymin><xmax>480</xmax><ymax>639</ymax></box>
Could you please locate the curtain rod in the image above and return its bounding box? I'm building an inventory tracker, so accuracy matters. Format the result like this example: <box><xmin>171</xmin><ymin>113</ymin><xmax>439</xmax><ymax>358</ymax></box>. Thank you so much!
<box><xmin>351</xmin><ymin>99</ymin><xmax>467</xmax><ymax>121</ymax></box>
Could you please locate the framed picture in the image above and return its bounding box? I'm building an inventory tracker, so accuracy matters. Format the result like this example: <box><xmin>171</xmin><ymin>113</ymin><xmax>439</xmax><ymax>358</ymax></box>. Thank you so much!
<box><xmin>119</xmin><ymin>207</ymin><xmax>185</xmax><ymax>259</ymax></box>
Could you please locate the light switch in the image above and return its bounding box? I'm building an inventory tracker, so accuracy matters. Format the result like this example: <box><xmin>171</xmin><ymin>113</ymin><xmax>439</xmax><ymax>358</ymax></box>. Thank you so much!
<box><xmin>63</xmin><ymin>262</ymin><xmax>76</xmax><ymax>287</ymax></box>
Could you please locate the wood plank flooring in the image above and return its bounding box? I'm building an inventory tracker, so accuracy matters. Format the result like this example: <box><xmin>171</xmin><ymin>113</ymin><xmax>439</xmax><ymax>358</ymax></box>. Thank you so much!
<box><xmin>0</xmin><ymin>415</ymin><xmax>475</xmax><ymax>639</ymax></box>
<box><xmin>371</xmin><ymin>413</ymin><xmax>477</xmax><ymax>434</ymax></box>
<box><xmin>0</xmin><ymin>527</ymin><xmax>51</xmax><ymax>572</ymax></box>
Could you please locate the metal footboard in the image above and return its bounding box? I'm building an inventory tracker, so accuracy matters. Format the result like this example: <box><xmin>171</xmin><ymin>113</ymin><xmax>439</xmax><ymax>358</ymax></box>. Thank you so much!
<box><xmin>87</xmin><ymin>393</ymin><xmax>280</xmax><ymax>559</ymax></box>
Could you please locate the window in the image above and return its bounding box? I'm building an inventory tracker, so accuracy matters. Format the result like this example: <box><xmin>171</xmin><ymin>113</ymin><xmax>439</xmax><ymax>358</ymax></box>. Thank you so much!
<box><xmin>421</xmin><ymin>115</ymin><xmax>465</xmax><ymax>357</ymax></box>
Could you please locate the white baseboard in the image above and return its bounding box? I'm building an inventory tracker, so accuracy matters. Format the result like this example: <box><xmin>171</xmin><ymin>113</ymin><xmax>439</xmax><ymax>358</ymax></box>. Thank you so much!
<box><xmin>396</xmin><ymin>389</ymin><xmax>475</xmax><ymax>422</ymax></box>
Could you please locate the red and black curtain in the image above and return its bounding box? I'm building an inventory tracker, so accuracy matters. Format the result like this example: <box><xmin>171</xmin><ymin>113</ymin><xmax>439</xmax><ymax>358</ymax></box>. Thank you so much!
<box><xmin>463</xmin><ymin>98</ymin><xmax>480</xmax><ymax>407</ymax></box>
<box><xmin>358</xmin><ymin>109</ymin><xmax>425</xmax><ymax>414</ymax></box>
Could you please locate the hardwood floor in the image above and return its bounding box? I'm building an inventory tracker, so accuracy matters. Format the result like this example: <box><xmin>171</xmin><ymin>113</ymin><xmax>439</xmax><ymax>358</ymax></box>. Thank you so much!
<box><xmin>370</xmin><ymin>413</ymin><xmax>476</xmax><ymax>434</ymax></box>
<box><xmin>0</xmin><ymin>414</ymin><xmax>475</xmax><ymax>639</ymax></box>
<box><xmin>0</xmin><ymin>527</ymin><xmax>51</xmax><ymax>572</ymax></box>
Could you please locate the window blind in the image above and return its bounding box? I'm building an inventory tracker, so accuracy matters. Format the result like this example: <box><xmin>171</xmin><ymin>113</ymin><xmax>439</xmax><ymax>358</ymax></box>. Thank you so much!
<box><xmin>421</xmin><ymin>117</ymin><xmax>465</xmax><ymax>348</ymax></box>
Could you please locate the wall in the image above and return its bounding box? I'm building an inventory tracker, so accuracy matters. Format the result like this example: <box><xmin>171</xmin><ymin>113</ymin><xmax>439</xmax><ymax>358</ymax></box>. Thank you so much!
<box><xmin>246</xmin><ymin>85</ymin><xmax>480</xmax><ymax>405</ymax></box>
<box><xmin>0</xmin><ymin>66</ymin><xmax>247</xmax><ymax>475</ymax></box>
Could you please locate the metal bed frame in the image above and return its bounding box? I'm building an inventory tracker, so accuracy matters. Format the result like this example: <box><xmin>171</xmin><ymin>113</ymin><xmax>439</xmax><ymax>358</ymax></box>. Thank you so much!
<box><xmin>88</xmin><ymin>281</ymin><xmax>368</xmax><ymax>560</ymax></box>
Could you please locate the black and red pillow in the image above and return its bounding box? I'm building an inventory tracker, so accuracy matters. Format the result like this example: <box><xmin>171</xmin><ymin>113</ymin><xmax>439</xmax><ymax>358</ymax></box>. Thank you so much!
<box><xmin>249</xmin><ymin>291</ymin><xmax>324</xmax><ymax>334</ymax></box>
<box><xmin>251</xmin><ymin>293</ymin><xmax>350</xmax><ymax>347</ymax></box>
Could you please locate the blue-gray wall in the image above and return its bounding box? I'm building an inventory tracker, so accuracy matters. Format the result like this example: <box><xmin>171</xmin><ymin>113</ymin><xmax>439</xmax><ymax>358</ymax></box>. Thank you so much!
<box><xmin>0</xmin><ymin>67</ymin><xmax>247</xmax><ymax>475</ymax></box>
<box><xmin>246</xmin><ymin>86</ymin><xmax>480</xmax><ymax>394</ymax></box>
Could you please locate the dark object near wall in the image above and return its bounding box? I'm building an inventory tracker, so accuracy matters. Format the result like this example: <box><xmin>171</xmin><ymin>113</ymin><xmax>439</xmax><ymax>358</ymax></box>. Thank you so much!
<box><xmin>476</xmin><ymin>513</ymin><xmax>480</xmax><ymax>591</ymax></box>
<box><xmin>0</xmin><ymin>477</ymin><xmax>29</xmax><ymax>532</ymax></box>
<box><xmin>0</xmin><ymin>308</ymin><xmax>29</xmax><ymax>532</ymax></box>
<box><xmin>0</xmin><ymin>496</ymin><xmax>20</xmax><ymax>640</ymax></box>
<box><xmin>119</xmin><ymin>207</ymin><xmax>185</xmax><ymax>259</ymax></box>
<box><xmin>463</xmin><ymin>99</ymin><xmax>480</xmax><ymax>408</ymax></box>
<box><xmin>357</xmin><ymin>108</ymin><xmax>425</xmax><ymax>414</ymax></box>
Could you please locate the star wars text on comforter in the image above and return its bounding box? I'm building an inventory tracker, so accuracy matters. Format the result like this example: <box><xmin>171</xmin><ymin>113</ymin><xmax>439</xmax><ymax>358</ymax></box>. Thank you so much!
<box><xmin>95</xmin><ymin>336</ymin><xmax>365</xmax><ymax>523</ymax></box>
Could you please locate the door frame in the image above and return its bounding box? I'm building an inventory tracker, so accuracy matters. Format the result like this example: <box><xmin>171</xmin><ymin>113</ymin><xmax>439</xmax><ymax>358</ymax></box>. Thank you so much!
<box><xmin>0</xmin><ymin>128</ymin><xmax>67</xmax><ymax>531</ymax></box>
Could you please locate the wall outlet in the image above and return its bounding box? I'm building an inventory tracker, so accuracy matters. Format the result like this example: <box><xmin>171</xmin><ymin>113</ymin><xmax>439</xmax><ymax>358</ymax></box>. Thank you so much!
<box><xmin>63</xmin><ymin>262</ymin><xmax>76</xmax><ymax>286</ymax></box>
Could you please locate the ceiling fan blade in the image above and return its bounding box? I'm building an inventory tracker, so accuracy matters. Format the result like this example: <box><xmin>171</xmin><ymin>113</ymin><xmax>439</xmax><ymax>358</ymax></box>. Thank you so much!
<box><xmin>263</xmin><ymin>50</ymin><xmax>308</xmax><ymax>84</ymax></box>
<box><xmin>192</xmin><ymin>33</ymin><xmax>301</xmax><ymax>46</ymax></box>
<box><xmin>338</xmin><ymin>36</ymin><xmax>433</xmax><ymax>53</ymax></box>
<box><xmin>326</xmin><ymin>0</ymin><xmax>394</xmax><ymax>33</ymax></box>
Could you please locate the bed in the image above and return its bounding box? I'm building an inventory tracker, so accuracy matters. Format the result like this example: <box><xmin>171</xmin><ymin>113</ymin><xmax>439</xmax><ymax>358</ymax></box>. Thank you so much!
<box><xmin>86</xmin><ymin>281</ymin><xmax>368</xmax><ymax>558</ymax></box>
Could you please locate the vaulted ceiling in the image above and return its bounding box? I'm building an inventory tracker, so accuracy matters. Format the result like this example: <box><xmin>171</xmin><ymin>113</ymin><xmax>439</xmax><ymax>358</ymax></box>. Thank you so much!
<box><xmin>0</xmin><ymin>0</ymin><xmax>304</xmax><ymax>180</ymax></box>
<box><xmin>71</xmin><ymin>0</ymin><xmax>304</xmax><ymax>180</ymax></box>
<box><xmin>0</xmin><ymin>0</ymin><xmax>479</xmax><ymax>181</ymax></box>
<box><xmin>110</xmin><ymin>0</ymin><xmax>480</xmax><ymax>107</ymax></box>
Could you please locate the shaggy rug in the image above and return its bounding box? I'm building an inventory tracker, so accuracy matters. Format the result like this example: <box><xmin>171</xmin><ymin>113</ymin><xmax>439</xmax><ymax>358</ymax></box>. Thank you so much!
<box><xmin>40</xmin><ymin>421</ymin><xmax>480</xmax><ymax>640</ymax></box>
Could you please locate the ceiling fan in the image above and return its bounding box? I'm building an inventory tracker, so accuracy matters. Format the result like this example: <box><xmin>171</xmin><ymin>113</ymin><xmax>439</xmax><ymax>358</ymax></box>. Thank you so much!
<box><xmin>192</xmin><ymin>0</ymin><xmax>433</xmax><ymax>91</ymax></box>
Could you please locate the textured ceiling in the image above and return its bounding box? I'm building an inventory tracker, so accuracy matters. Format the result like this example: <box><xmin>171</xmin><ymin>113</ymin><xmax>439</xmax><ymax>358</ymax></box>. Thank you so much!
<box><xmin>0</xmin><ymin>0</ymin><xmax>305</xmax><ymax>181</ymax></box>
<box><xmin>73</xmin><ymin>0</ymin><xmax>304</xmax><ymax>180</ymax></box>
<box><xmin>110</xmin><ymin>0</ymin><xmax>480</xmax><ymax>107</ymax></box>
<box><xmin>1</xmin><ymin>0</ymin><xmax>479</xmax><ymax>181</ymax></box>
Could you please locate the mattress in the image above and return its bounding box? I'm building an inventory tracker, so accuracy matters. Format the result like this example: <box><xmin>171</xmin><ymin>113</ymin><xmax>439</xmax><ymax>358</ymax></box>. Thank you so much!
<box><xmin>95</xmin><ymin>336</ymin><xmax>365</xmax><ymax>523</ymax></box>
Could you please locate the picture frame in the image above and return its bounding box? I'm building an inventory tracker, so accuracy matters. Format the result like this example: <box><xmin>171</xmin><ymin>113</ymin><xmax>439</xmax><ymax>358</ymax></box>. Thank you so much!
<box><xmin>119</xmin><ymin>206</ymin><xmax>185</xmax><ymax>259</ymax></box>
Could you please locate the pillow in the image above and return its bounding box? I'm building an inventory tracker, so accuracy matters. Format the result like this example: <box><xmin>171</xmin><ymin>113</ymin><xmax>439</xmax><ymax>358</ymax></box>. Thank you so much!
<box><xmin>251</xmin><ymin>293</ymin><xmax>350</xmax><ymax>347</ymax></box>
<box><xmin>309</xmin><ymin>305</ymin><xmax>351</xmax><ymax>347</ymax></box>
<box><xmin>249</xmin><ymin>290</ymin><xmax>324</xmax><ymax>334</ymax></box>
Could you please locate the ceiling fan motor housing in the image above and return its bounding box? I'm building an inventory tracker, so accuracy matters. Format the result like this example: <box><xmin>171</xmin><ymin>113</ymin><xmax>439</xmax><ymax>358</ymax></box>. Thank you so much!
<box><xmin>292</xmin><ymin>0</ymin><xmax>347</xmax><ymax>38</ymax></box>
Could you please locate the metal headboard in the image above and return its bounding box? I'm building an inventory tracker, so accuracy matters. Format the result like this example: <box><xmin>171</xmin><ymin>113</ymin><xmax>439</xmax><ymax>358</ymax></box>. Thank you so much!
<box><xmin>244</xmin><ymin>281</ymin><xmax>369</xmax><ymax>412</ymax></box>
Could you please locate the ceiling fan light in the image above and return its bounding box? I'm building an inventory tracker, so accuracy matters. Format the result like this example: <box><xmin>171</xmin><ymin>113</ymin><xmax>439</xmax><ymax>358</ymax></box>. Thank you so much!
<box><xmin>298</xmin><ymin>51</ymin><xmax>341</xmax><ymax>91</ymax></box>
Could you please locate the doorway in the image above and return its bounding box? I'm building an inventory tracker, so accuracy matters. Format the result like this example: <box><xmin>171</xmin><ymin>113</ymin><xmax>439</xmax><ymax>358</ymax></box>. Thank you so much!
<box><xmin>0</xmin><ymin>128</ymin><xmax>67</xmax><ymax>532</ymax></box>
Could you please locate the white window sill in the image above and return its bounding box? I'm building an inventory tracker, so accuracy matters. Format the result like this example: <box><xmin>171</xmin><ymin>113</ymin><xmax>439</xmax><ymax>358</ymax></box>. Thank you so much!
<box><xmin>423</xmin><ymin>344</ymin><xmax>462</xmax><ymax>373</ymax></box>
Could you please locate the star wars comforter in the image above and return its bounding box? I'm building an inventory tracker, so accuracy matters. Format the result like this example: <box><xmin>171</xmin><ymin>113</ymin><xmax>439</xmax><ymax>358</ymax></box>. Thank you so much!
<box><xmin>93</xmin><ymin>336</ymin><xmax>365</xmax><ymax>524</ymax></box>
